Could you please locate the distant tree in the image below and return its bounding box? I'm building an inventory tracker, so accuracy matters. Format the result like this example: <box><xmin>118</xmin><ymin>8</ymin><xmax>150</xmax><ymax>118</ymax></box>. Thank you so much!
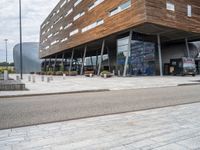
<box><xmin>0</xmin><ymin>62</ymin><xmax>8</xmax><ymax>66</ymax></box>
<box><xmin>9</xmin><ymin>62</ymin><xmax>14</xmax><ymax>66</ymax></box>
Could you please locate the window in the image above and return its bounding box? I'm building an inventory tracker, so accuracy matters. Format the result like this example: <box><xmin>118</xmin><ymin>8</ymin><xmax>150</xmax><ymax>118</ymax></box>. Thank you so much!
<box><xmin>109</xmin><ymin>0</ymin><xmax>131</xmax><ymax>17</ymax></box>
<box><xmin>64</xmin><ymin>23</ymin><xmax>73</xmax><ymax>30</ymax></box>
<box><xmin>73</xmin><ymin>11</ymin><xmax>85</xmax><ymax>21</ymax></box>
<box><xmin>74</xmin><ymin>0</ymin><xmax>82</xmax><ymax>7</ymax></box>
<box><xmin>82</xmin><ymin>19</ymin><xmax>104</xmax><ymax>33</ymax></box>
<box><xmin>65</xmin><ymin>8</ymin><xmax>73</xmax><ymax>17</ymax></box>
<box><xmin>166</xmin><ymin>1</ymin><xmax>175</xmax><ymax>11</ymax></box>
<box><xmin>70</xmin><ymin>29</ymin><xmax>79</xmax><ymax>36</ymax></box>
<box><xmin>187</xmin><ymin>5</ymin><xmax>192</xmax><ymax>17</ymax></box>
<box><xmin>88</xmin><ymin>0</ymin><xmax>104</xmax><ymax>11</ymax></box>
<box><xmin>60</xmin><ymin>0</ymin><xmax>67</xmax><ymax>8</ymax></box>
<box><xmin>51</xmin><ymin>40</ymin><xmax>59</xmax><ymax>46</ymax></box>
<box><xmin>61</xmin><ymin>37</ymin><xmax>68</xmax><ymax>43</ymax></box>
<box><xmin>48</xmin><ymin>34</ymin><xmax>53</xmax><ymax>38</ymax></box>
<box><xmin>45</xmin><ymin>46</ymin><xmax>50</xmax><ymax>50</ymax></box>
<box><xmin>54</xmin><ymin>16</ymin><xmax>63</xmax><ymax>24</ymax></box>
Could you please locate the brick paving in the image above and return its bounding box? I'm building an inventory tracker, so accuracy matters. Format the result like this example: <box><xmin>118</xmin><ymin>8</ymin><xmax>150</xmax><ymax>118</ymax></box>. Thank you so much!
<box><xmin>0</xmin><ymin>102</ymin><xmax>200</xmax><ymax>150</ymax></box>
<box><xmin>1</xmin><ymin>74</ymin><xmax>200</xmax><ymax>97</ymax></box>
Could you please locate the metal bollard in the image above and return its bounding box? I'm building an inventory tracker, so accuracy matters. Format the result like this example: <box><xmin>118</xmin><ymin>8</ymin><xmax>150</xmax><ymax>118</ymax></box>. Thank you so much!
<box><xmin>41</xmin><ymin>75</ymin><xmax>44</xmax><ymax>82</ymax></box>
<box><xmin>118</xmin><ymin>70</ymin><xmax>121</xmax><ymax>76</ymax></box>
<box><xmin>16</xmin><ymin>75</ymin><xmax>20</xmax><ymax>81</ymax></box>
<box><xmin>28</xmin><ymin>75</ymin><xmax>31</xmax><ymax>82</ymax></box>
<box><xmin>112</xmin><ymin>70</ymin><xmax>115</xmax><ymax>76</ymax></box>
<box><xmin>104</xmin><ymin>74</ymin><xmax>107</xmax><ymax>79</ymax></box>
<box><xmin>50</xmin><ymin>75</ymin><xmax>53</xmax><ymax>81</ymax></box>
<box><xmin>63</xmin><ymin>74</ymin><xmax>66</xmax><ymax>80</ymax></box>
<box><xmin>47</xmin><ymin>77</ymin><xmax>50</xmax><ymax>83</ymax></box>
<box><xmin>32</xmin><ymin>75</ymin><xmax>36</xmax><ymax>83</ymax></box>
<box><xmin>4</xmin><ymin>70</ymin><xmax>8</xmax><ymax>80</ymax></box>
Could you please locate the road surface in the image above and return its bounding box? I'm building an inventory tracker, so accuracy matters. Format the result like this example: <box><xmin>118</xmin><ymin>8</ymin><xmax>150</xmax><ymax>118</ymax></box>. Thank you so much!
<box><xmin>1</xmin><ymin>85</ymin><xmax>200</xmax><ymax>129</ymax></box>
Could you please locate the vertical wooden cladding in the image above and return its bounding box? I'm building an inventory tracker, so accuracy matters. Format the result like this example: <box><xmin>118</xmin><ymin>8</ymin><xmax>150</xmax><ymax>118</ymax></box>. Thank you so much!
<box><xmin>145</xmin><ymin>0</ymin><xmax>200</xmax><ymax>33</ymax></box>
<box><xmin>40</xmin><ymin>0</ymin><xmax>146</xmax><ymax>58</ymax></box>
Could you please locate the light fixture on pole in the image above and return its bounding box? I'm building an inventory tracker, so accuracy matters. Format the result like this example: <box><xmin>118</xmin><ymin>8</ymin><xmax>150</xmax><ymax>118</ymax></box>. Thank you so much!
<box><xmin>4</xmin><ymin>39</ymin><xmax>8</xmax><ymax>70</ymax></box>
<box><xmin>19</xmin><ymin>0</ymin><xmax>23</xmax><ymax>79</ymax></box>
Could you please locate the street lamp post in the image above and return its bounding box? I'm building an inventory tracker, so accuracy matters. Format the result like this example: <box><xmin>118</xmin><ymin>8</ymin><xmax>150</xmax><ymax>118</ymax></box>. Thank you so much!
<box><xmin>19</xmin><ymin>0</ymin><xmax>23</xmax><ymax>79</ymax></box>
<box><xmin>4</xmin><ymin>39</ymin><xmax>8</xmax><ymax>70</ymax></box>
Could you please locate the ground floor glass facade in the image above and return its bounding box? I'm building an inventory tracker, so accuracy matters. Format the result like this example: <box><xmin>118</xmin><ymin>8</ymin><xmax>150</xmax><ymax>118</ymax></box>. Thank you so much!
<box><xmin>117</xmin><ymin>32</ymin><xmax>156</xmax><ymax>76</ymax></box>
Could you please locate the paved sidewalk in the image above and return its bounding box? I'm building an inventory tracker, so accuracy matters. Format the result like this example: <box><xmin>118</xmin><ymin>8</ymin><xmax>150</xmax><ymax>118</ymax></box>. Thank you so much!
<box><xmin>1</xmin><ymin>74</ymin><xmax>200</xmax><ymax>97</ymax></box>
<box><xmin>0</xmin><ymin>102</ymin><xmax>200</xmax><ymax>150</ymax></box>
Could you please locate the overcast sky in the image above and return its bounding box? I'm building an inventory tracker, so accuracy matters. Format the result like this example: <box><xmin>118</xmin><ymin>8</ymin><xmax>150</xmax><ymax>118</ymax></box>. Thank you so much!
<box><xmin>0</xmin><ymin>0</ymin><xmax>59</xmax><ymax>62</ymax></box>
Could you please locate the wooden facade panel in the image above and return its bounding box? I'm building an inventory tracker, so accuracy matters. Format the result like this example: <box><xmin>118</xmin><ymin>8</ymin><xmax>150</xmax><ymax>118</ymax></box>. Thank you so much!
<box><xmin>145</xmin><ymin>0</ymin><xmax>200</xmax><ymax>33</ymax></box>
<box><xmin>40</xmin><ymin>0</ymin><xmax>146</xmax><ymax>58</ymax></box>
<box><xmin>39</xmin><ymin>0</ymin><xmax>200</xmax><ymax>58</ymax></box>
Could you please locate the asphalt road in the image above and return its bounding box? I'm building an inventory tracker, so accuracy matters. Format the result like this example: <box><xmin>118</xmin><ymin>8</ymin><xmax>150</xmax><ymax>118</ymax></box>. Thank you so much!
<box><xmin>1</xmin><ymin>85</ymin><xmax>200</xmax><ymax>130</ymax></box>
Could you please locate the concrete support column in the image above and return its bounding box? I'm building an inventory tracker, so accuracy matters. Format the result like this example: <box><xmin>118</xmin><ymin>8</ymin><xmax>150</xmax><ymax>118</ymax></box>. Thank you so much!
<box><xmin>96</xmin><ymin>51</ymin><xmax>98</xmax><ymax>73</ymax></box>
<box><xmin>44</xmin><ymin>59</ymin><xmax>47</xmax><ymax>72</ymax></box>
<box><xmin>185</xmin><ymin>38</ymin><xmax>190</xmax><ymax>57</ymax></box>
<box><xmin>61</xmin><ymin>52</ymin><xmax>65</xmax><ymax>72</ymax></box>
<box><xmin>48</xmin><ymin>58</ymin><xmax>51</xmax><ymax>71</ymax></box>
<box><xmin>69</xmin><ymin>49</ymin><xmax>74</xmax><ymax>72</ymax></box>
<box><xmin>123</xmin><ymin>30</ymin><xmax>133</xmax><ymax>77</ymax></box>
<box><xmin>53</xmin><ymin>55</ymin><xmax>57</xmax><ymax>72</ymax></box>
<box><xmin>157</xmin><ymin>34</ymin><xmax>163</xmax><ymax>76</ymax></box>
<box><xmin>98</xmin><ymin>39</ymin><xmax>105</xmax><ymax>75</ymax></box>
<box><xmin>81</xmin><ymin>46</ymin><xmax>87</xmax><ymax>75</ymax></box>
<box><xmin>107</xmin><ymin>47</ymin><xmax>111</xmax><ymax>72</ymax></box>
<box><xmin>61</xmin><ymin>52</ymin><xmax>65</xmax><ymax>65</ymax></box>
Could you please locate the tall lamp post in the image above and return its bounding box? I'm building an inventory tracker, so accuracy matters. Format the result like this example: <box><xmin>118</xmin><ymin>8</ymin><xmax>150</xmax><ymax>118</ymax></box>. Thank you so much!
<box><xmin>19</xmin><ymin>0</ymin><xmax>23</xmax><ymax>79</ymax></box>
<box><xmin>4</xmin><ymin>39</ymin><xmax>8</xmax><ymax>70</ymax></box>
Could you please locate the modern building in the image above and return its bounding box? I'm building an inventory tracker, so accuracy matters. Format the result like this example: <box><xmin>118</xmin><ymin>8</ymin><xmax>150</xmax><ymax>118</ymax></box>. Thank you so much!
<box><xmin>39</xmin><ymin>0</ymin><xmax>200</xmax><ymax>76</ymax></box>
<box><xmin>13</xmin><ymin>42</ymin><xmax>42</xmax><ymax>74</ymax></box>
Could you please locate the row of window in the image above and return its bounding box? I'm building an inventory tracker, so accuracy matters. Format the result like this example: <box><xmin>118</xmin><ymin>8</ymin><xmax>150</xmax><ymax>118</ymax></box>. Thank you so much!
<box><xmin>42</xmin><ymin>0</ymin><xmax>130</xmax><ymax>37</ymax></box>
<box><xmin>166</xmin><ymin>1</ymin><xmax>192</xmax><ymax>17</ymax></box>
<box><xmin>41</xmin><ymin>0</ymin><xmax>132</xmax><ymax>51</ymax></box>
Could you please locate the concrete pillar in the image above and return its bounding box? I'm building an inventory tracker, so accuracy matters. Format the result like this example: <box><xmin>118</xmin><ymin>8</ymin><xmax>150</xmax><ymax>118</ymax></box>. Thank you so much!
<box><xmin>107</xmin><ymin>47</ymin><xmax>111</xmax><ymax>72</ymax></box>
<box><xmin>96</xmin><ymin>51</ymin><xmax>98</xmax><ymax>74</ymax></box>
<box><xmin>81</xmin><ymin>46</ymin><xmax>87</xmax><ymax>75</ymax></box>
<box><xmin>98</xmin><ymin>40</ymin><xmax>105</xmax><ymax>75</ymax></box>
<box><xmin>123</xmin><ymin>30</ymin><xmax>133</xmax><ymax>77</ymax></box>
<box><xmin>62</xmin><ymin>52</ymin><xmax>65</xmax><ymax>65</ymax></box>
<box><xmin>53</xmin><ymin>55</ymin><xmax>57</xmax><ymax>72</ymax></box>
<box><xmin>48</xmin><ymin>58</ymin><xmax>51</xmax><ymax>71</ymax></box>
<box><xmin>44</xmin><ymin>59</ymin><xmax>47</xmax><ymax>72</ymax></box>
<box><xmin>185</xmin><ymin>38</ymin><xmax>190</xmax><ymax>57</ymax></box>
<box><xmin>69</xmin><ymin>49</ymin><xmax>74</xmax><ymax>72</ymax></box>
<box><xmin>157</xmin><ymin>34</ymin><xmax>163</xmax><ymax>76</ymax></box>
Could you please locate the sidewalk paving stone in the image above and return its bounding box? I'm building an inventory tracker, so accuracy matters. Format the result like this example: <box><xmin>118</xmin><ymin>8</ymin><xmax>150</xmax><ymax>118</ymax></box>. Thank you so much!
<box><xmin>0</xmin><ymin>102</ymin><xmax>200</xmax><ymax>149</ymax></box>
<box><xmin>1</xmin><ymin>74</ymin><xmax>200</xmax><ymax>97</ymax></box>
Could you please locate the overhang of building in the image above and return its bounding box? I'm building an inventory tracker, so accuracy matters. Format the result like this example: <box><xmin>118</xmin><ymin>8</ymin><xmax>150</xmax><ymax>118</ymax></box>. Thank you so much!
<box><xmin>43</xmin><ymin>22</ymin><xmax>200</xmax><ymax>59</ymax></box>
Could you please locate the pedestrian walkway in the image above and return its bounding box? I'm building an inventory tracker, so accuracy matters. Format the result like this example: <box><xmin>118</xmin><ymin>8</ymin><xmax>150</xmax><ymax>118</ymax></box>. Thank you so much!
<box><xmin>0</xmin><ymin>102</ymin><xmax>200</xmax><ymax>150</ymax></box>
<box><xmin>1</xmin><ymin>74</ymin><xmax>200</xmax><ymax>97</ymax></box>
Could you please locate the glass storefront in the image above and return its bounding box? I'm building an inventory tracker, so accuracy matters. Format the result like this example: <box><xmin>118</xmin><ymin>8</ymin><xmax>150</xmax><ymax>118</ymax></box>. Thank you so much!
<box><xmin>117</xmin><ymin>32</ymin><xmax>156</xmax><ymax>76</ymax></box>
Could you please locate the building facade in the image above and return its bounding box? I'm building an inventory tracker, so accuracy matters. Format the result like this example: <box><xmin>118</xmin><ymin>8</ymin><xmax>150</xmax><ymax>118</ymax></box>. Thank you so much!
<box><xmin>13</xmin><ymin>42</ymin><xmax>42</xmax><ymax>74</ymax></box>
<box><xmin>39</xmin><ymin>0</ymin><xmax>200</xmax><ymax>76</ymax></box>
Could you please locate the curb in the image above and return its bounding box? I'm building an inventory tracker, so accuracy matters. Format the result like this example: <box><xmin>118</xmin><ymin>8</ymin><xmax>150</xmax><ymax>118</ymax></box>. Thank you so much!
<box><xmin>0</xmin><ymin>89</ymin><xmax>110</xmax><ymax>98</ymax></box>
<box><xmin>178</xmin><ymin>83</ymin><xmax>200</xmax><ymax>86</ymax></box>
